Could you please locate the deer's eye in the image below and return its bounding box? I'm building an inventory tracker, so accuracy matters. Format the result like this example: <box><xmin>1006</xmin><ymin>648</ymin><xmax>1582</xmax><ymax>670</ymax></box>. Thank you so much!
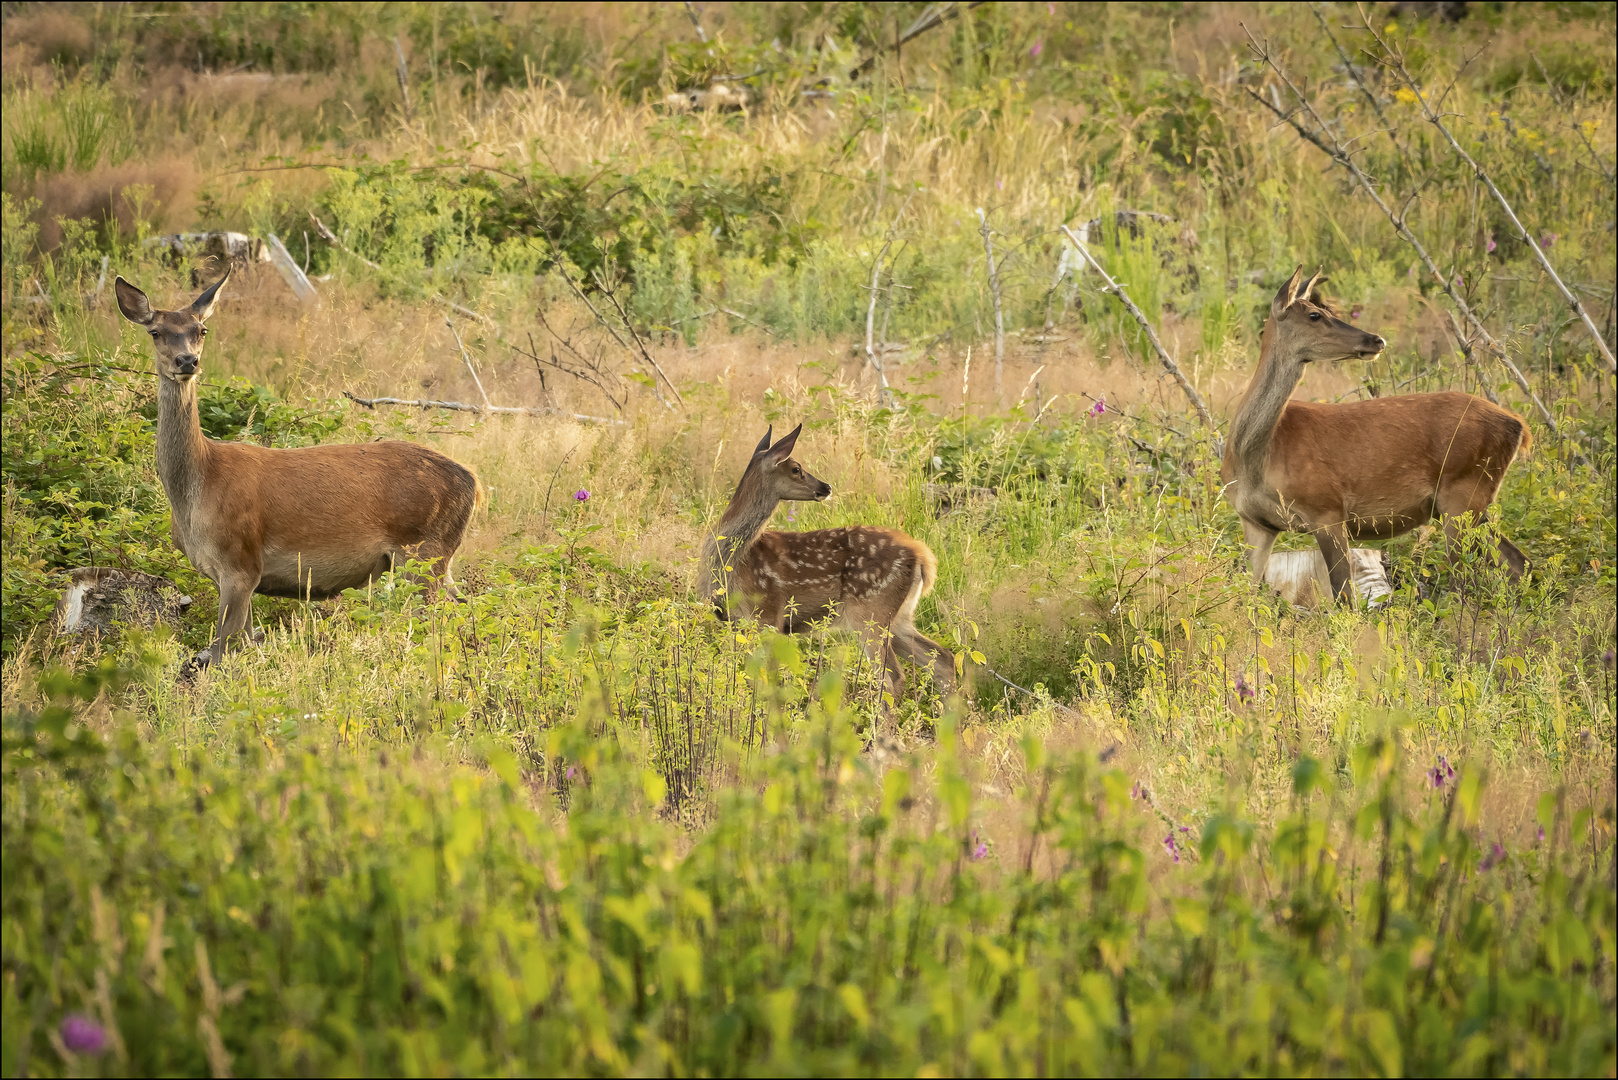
<box><xmin>1309</xmin><ymin>311</ymin><xmax>1322</xmax><ymax>321</ymax></box>
<box><xmin>200</xmin><ymin>327</ymin><xmax>208</xmax><ymax>337</ymax></box>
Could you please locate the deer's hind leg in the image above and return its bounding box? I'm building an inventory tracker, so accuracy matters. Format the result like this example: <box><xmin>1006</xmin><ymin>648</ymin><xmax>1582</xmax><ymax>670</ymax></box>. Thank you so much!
<box><xmin>889</xmin><ymin>565</ymin><xmax>956</xmax><ymax>694</ymax></box>
<box><xmin>1436</xmin><ymin>469</ymin><xmax>1527</xmax><ymax>581</ymax></box>
<box><xmin>1313</xmin><ymin>519</ymin><xmax>1354</xmax><ymax>604</ymax></box>
<box><xmin>1242</xmin><ymin>519</ymin><xmax>1280</xmax><ymax>585</ymax></box>
<box><xmin>839</xmin><ymin>601</ymin><xmax>907</xmax><ymax>707</ymax></box>
<box><xmin>389</xmin><ymin>543</ymin><xmax>463</xmax><ymax>601</ymax></box>
<box><xmin>892</xmin><ymin>625</ymin><xmax>957</xmax><ymax>695</ymax></box>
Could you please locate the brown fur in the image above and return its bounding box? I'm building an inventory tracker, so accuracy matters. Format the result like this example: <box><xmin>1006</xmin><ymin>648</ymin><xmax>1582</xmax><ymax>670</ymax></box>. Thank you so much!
<box><xmin>1222</xmin><ymin>266</ymin><xmax>1530</xmax><ymax>600</ymax></box>
<box><xmin>702</xmin><ymin>425</ymin><xmax>956</xmax><ymax>704</ymax></box>
<box><xmin>116</xmin><ymin>270</ymin><xmax>479</xmax><ymax>667</ymax></box>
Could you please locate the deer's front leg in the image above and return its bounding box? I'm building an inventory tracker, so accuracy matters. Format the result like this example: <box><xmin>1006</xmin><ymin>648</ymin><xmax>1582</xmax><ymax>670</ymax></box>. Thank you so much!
<box><xmin>202</xmin><ymin>567</ymin><xmax>261</xmax><ymax>667</ymax></box>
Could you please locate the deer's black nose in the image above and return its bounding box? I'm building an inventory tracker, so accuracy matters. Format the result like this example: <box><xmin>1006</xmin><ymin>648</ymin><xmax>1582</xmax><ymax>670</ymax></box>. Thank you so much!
<box><xmin>175</xmin><ymin>355</ymin><xmax>198</xmax><ymax>375</ymax></box>
<box><xmin>816</xmin><ymin>481</ymin><xmax>832</xmax><ymax>500</ymax></box>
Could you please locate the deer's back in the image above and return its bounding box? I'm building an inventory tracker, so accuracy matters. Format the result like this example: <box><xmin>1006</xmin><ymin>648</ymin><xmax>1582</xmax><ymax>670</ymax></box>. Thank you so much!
<box><xmin>1272</xmin><ymin>392</ymin><xmax>1526</xmax><ymax>484</ymax></box>
<box><xmin>748</xmin><ymin>525</ymin><xmax>936</xmax><ymax>604</ymax></box>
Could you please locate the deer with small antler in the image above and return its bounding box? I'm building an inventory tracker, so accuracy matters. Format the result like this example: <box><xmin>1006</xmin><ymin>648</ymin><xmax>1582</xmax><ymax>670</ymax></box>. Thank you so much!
<box><xmin>1224</xmin><ymin>266</ymin><xmax>1530</xmax><ymax>603</ymax></box>
<box><xmin>702</xmin><ymin>425</ymin><xmax>957</xmax><ymax>704</ymax></box>
<box><xmin>116</xmin><ymin>268</ymin><xmax>482</xmax><ymax>671</ymax></box>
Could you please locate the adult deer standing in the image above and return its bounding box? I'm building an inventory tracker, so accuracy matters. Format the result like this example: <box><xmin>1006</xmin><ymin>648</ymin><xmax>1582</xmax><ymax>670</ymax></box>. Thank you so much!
<box><xmin>1223</xmin><ymin>266</ymin><xmax>1530</xmax><ymax>602</ymax></box>
<box><xmin>702</xmin><ymin>425</ymin><xmax>957</xmax><ymax>703</ymax></box>
<box><xmin>116</xmin><ymin>269</ymin><xmax>481</xmax><ymax>668</ymax></box>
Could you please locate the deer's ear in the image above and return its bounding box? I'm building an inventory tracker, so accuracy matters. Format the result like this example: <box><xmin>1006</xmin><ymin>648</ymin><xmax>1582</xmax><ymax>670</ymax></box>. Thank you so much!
<box><xmin>114</xmin><ymin>277</ymin><xmax>154</xmax><ymax>325</ymax></box>
<box><xmin>1301</xmin><ymin>267</ymin><xmax>1324</xmax><ymax>305</ymax></box>
<box><xmin>752</xmin><ymin>426</ymin><xmax>774</xmax><ymax>457</ymax></box>
<box><xmin>1271</xmin><ymin>265</ymin><xmax>1305</xmax><ymax>317</ymax></box>
<box><xmin>767</xmin><ymin>423</ymin><xmax>803</xmax><ymax>460</ymax></box>
<box><xmin>189</xmin><ymin>268</ymin><xmax>230</xmax><ymax>321</ymax></box>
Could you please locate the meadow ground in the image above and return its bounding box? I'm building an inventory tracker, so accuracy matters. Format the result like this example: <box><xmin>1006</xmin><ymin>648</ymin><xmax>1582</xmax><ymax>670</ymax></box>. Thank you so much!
<box><xmin>2</xmin><ymin>3</ymin><xmax>1614</xmax><ymax>1075</ymax></box>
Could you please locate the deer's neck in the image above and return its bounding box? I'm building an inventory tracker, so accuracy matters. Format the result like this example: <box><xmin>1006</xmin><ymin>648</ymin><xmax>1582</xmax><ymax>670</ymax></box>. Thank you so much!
<box><xmin>156</xmin><ymin>376</ymin><xmax>210</xmax><ymax>524</ymax></box>
<box><xmin>1228</xmin><ymin>322</ymin><xmax>1304</xmax><ymax>480</ymax></box>
<box><xmin>701</xmin><ymin>476</ymin><xmax>779</xmax><ymax>595</ymax></box>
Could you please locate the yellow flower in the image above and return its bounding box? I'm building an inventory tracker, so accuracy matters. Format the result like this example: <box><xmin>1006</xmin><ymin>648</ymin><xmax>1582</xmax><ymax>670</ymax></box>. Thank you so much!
<box><xmin>1394</xmin><ymin>87</ymin><xmax>1419</xmax><ymax>104</ymax></box>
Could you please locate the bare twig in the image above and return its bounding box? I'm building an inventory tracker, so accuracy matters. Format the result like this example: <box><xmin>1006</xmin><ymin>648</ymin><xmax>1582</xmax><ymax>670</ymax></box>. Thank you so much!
<box><xmin>1357</xmin><ymin>10</ymin><xmax>1615</xmax><ymax>372</ymax></box>
<box><xmin>342</xmin><ymin>391</ymin><xmax>620</xmax><ymax>425</ymax></box>
<box><xmin>589</xmin><ymin>269</ymin><xmax>684</xmax><ymax>408</ymax></box>
<box><xmin>1240</xmin><ymin>27</ymin><xmax>1571</xmax><ymax>446</ymax></box>
<box><xmin>864</xmin><ymin>235</ymin><xmax>896</xmax><ymax>405</ymax></box>
<box><xmin>1532</xmin><ymin>52</ymin><xmax>1615</xmax><ymax>186</ymax></box>
<box><xmin>683</xmin><ymin>1</ymin><xmax>708</xmax><ymax>44</ymax></box>
<box><xmin>1059</xmin><ymin>225</ymin><xmax>1221</xmax><ymax>451</ymax></box>
<box><xmin>554</xmin><ymin>268</ymin><xmax>672</xmax><ymax>409</ymax></box>
<box><xmin>522</xmin><ymin>316</ymin><xmax>625</xmax><ymax>412</ymax></box>
<box><xmin>393</xmin><ymin>37</ymin><xmax>413</xmax><ymax>120</ymax></box>
<box><xmin>445</xmin><ymin>317</ymin><xmax>491</xmax><ymax>410</ymax></box>
<box><xmin>864</xmin><ymin>197</ymin><xmax>914</xmax><ymax>406</ymax></box>
<box><xmin>977</xmin><ymin>207</ymin><xmax>1006</xmax><ymax>399</ymax></box>
<box><xmin>717</xmin><ymin>307</ymin><xmax>778</xmax><ymax>336</ymax></box>
<box><xmin>1311</xmin><ymin>4</ymin><xmax>1388</xmax><ymax>125</ymax></box>
<box><xmin>849</xmin><ymin>2</ymin><xmax>985</xmax><ymax>80</ymax></box>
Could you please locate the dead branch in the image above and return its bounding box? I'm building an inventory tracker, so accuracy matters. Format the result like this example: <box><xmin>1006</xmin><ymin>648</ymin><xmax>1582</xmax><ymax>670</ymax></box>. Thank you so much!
<box><xmin>977</xmin><ymin>207</ymin><xmax>1006</xmax><ymax>400</ymax></box>
<box><xmin>849</xmin><ymin>2</ymin><xmax>985</xmax><ymax>80</ymax></box>
<box><xmin>1531</xmin><ymin>52</ymin><xmax>1616</xmax><ymax>187</ymax></box>
<box><xmin>342</xmin><ymin>390</ymin><xmax>620</xmax><ymax>425</ymax></box>
<box><xmin>445</xmin><ymin>317</ymin><xmax>491</xmax><ymax>410</ymax></box>
<box><xmin>554</xmin><ymin>268</ymin><xmax>676</xmax><ymax>411</ymax></box>
<box><xmin>683</xmin><ymin>1</ymin><xmax>708</xmax><ymax>44</ymax></box>
<box><xmin>589</xmin><ymin>269</ymin><xmax>685</xmax><ymax>407</ymax></box>
<box><xmin>1059</xmin><ymin>225</ymin><xmax>1221</xmax><ymax>451</ymax></box>
<box><xmin>521</xmin><ymin>315</ymin><xmax>626</xmax><ymax>412</ymax></box>
<box><xmin>1356</xmin><ymin>9</ymin><xmax>1615</xmax><ymax>372</ymax></box>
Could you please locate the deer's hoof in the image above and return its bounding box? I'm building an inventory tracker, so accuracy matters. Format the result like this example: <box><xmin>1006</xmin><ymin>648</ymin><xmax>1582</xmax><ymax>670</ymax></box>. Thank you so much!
<box><xmin>248</xmin><ymin>627</ymin><xmax>266</xmax><ymax>646</ymax></box>
<box><xmin>178</xmin><ymin>649</ymin><xmax>214</xmax><ymax>684</ymax></box>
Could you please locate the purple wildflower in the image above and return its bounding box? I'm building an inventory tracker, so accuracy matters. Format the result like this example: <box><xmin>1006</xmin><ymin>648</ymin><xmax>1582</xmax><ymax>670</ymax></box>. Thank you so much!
<box><xmin>996</xmin><ymin>177</ymin><xmax>1005</xmax><ymax>191</ymax></box>
<box><xmin>1131</xmin><ymin>780</ymin><xmax>1142</xmax><ymax>799</ymax></box>
<box><xmin>1088</xmin><ymin>396</ymin><xmax>1106</xmax><ymax>418</ymax></box>
<box><xmin>1350</xmin><ymin>305</ymin><xmax>1363</xmax><ymax>321</ymax></box>
<box><xmin>1602</xmin><ymin>648</ymin><xmax>1614</xmax><ymax>669</ymax></box>
<box><xmin>573</xmin><ymin>489</ymin><xmax>590</xmax><ymax>502</ymax></box>
<box><xmin>1479</xmin><ymin>841</ymin><xmax>1506</xmax><ymax>871</ymax></box>
<box><xmin>1030</xmin><ymin>40</ymin><xmax>1043</xmax><ymax>58</ymax></box>
<box><xmin>1537</xmin><ymin>825</ymin><xmax>1545</xmax><ymax>844</ymax></box>
<box><xmin>1538</xmin><ymin>232</ymin><xmax>1558</xmax><ymax>249</ymax></box>
<box><xmin>1426</xmin><ymin>756</ymin><xmax>1455</xmax><ymax>789</ymax></box>
<box><xmin>1486</xmin><ymin>234</ymin><xmax>1497</xmax><ymax>253</ymax></box>
<box><xmin>969</xmin><ymin>830</ymin><xmax>988</xmax><ymax>860</ymax></box>
<box><xmin>60</xmin><ymin>1015</ymin><xmax>105</xmax><ymax>1055</ymax></box>
<box><xmin>565</xmin><ymin>765</ymin><xmax>578</xmax><ymax>780</ymax></box>
<box><xmin>1235</xmin><ymin>674</ymin><xmax>1254</xmax><ymax>704</ymax></box>
<box><xmin>1163</xmin><ymin>833</ymin><xmax>1180</xmax><ymax>863</ymax></box>
<box><xmin>1048</xmin><ymin>2</ymin><xmax>1056</xmax><ymax>13</ymax></box>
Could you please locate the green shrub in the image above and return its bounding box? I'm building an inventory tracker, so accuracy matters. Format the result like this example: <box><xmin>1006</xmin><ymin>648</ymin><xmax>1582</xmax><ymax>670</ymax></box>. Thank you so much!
<box><xmin>2</xmin><ymin>660</ymin><xmax>1612</xmax><ymax>1075</ymax></box>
